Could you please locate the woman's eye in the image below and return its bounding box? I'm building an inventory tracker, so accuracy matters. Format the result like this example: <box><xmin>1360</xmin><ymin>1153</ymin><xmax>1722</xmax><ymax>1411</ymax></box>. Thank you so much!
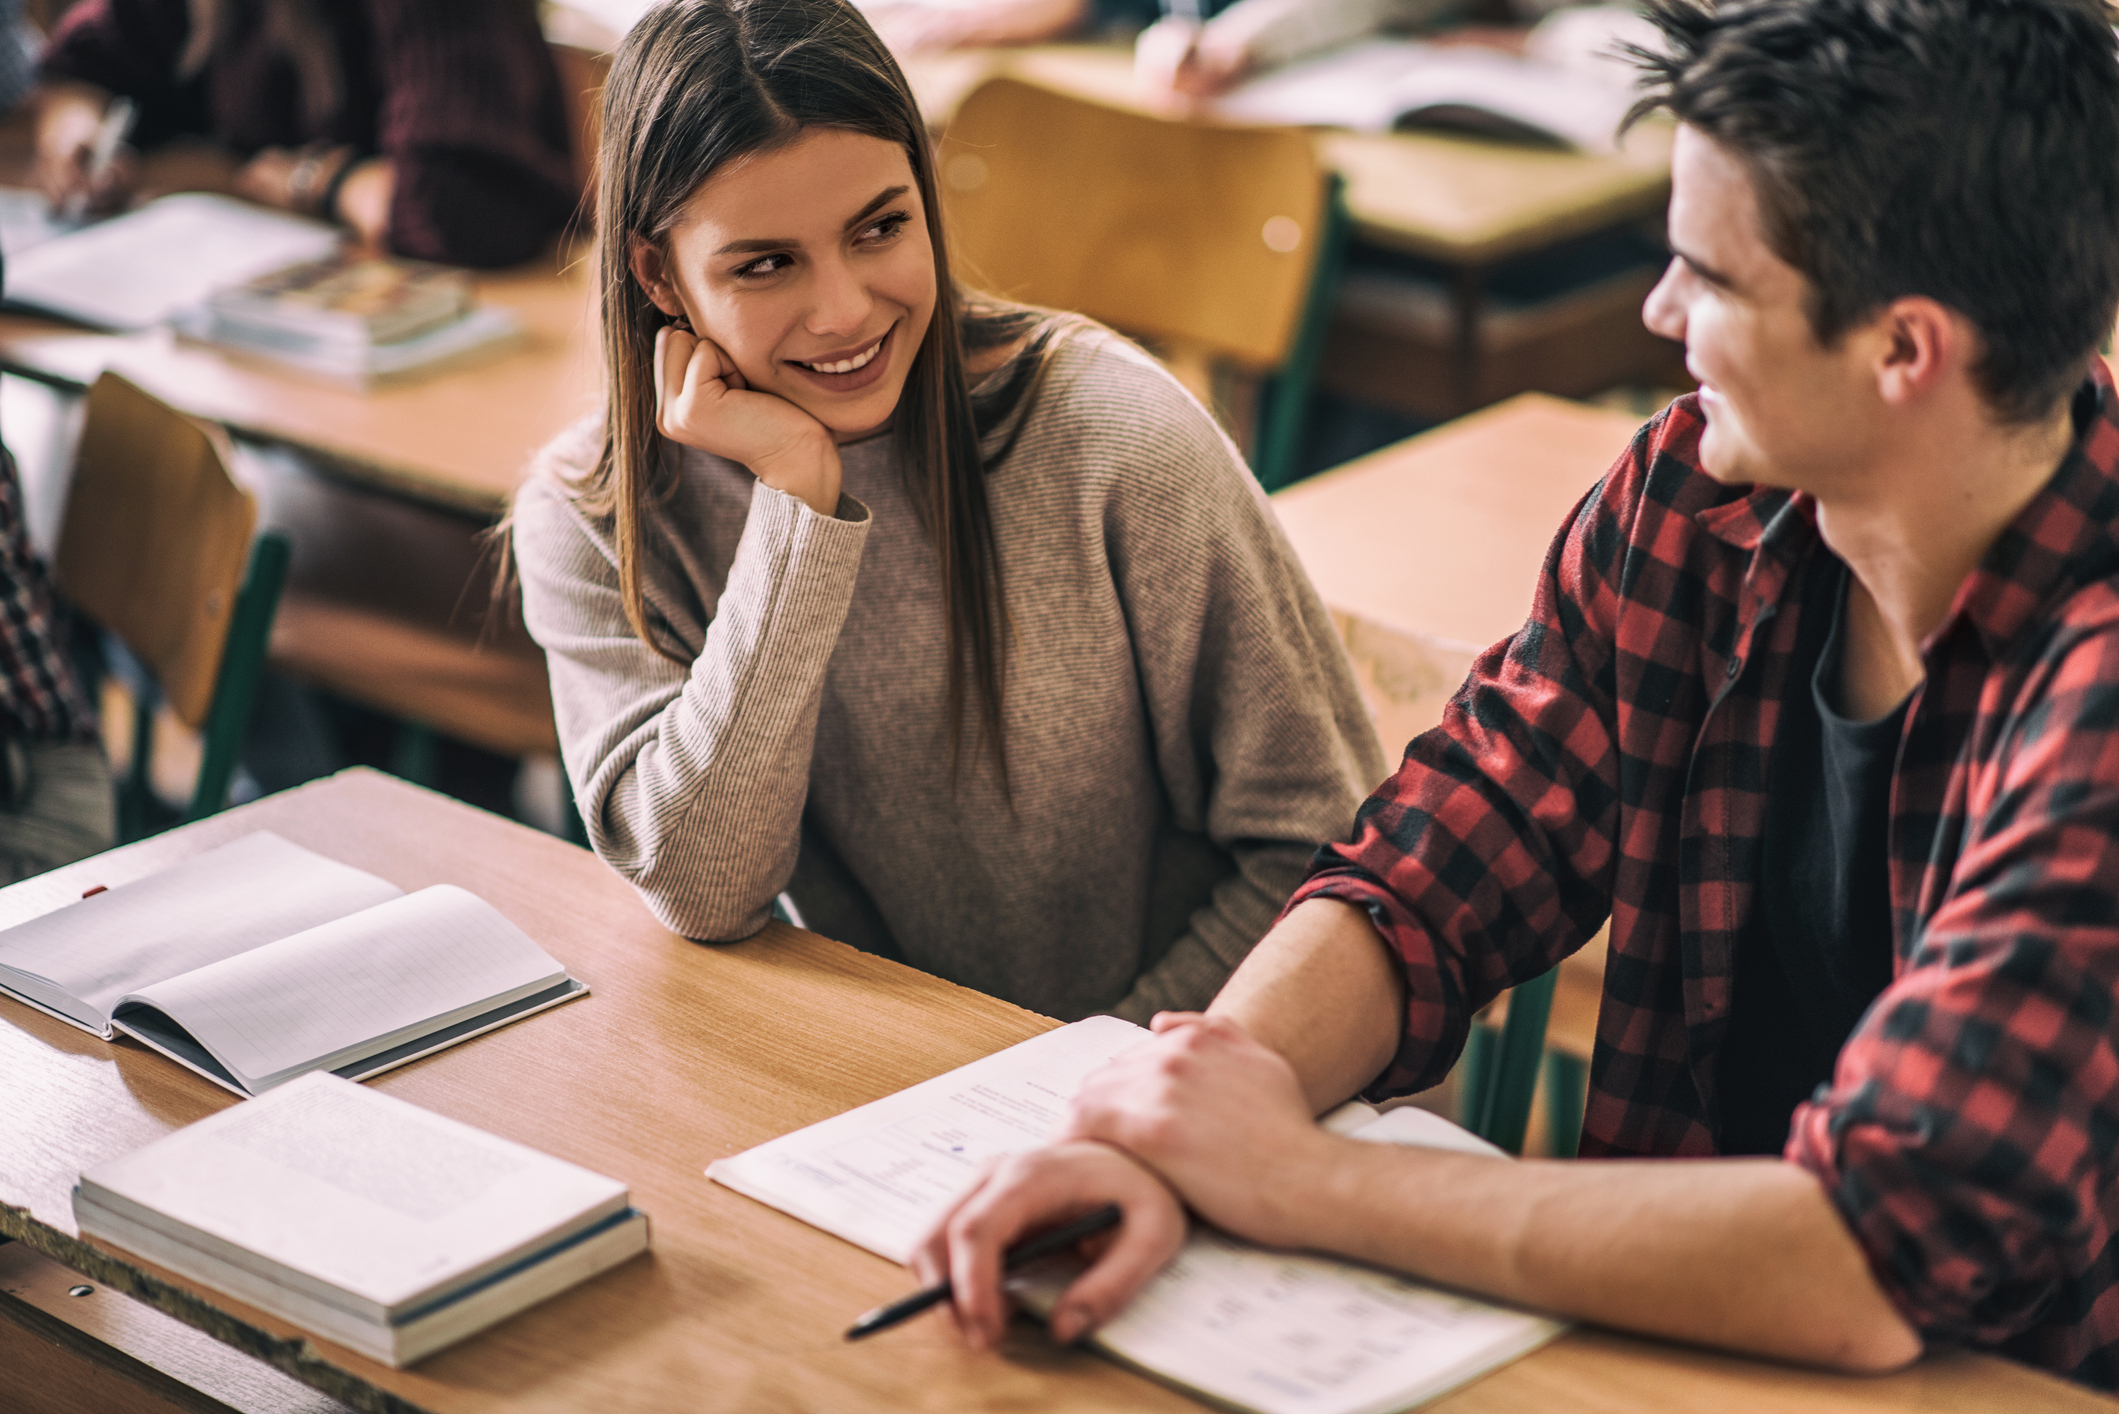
<box><xmin>732</xmin><ymin>252</ymin><xmax>793</xmax><ymax>280</ymax></box>
<box><xmin>857</xmin><ymin>212</ymin><xmax>911</xmax><ymax>245</ymax></box>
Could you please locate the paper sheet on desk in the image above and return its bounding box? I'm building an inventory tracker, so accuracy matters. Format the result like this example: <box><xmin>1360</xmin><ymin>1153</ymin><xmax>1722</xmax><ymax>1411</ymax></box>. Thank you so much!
<box><xmin>710</xmin><ymin>1019</ymin><xmax>1564</xmax><ymax>1414</ymax></box>
<box><xmin>708</xmin><ymin>1014</ymin><xmax>1150</xmax><ymax>1263</ymax></box>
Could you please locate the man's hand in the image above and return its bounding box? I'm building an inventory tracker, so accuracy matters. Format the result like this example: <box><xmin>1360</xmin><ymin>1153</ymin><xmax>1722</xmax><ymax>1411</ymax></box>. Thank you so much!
<box><xmin>1064</xmin><ymin>1012</ymin><xmax>1340</xmax><ymax>1250</ymax></box>
<box><xmin>913</xmin><ymin>1140</ymin><xmax>1187</xmax><ymax>1349</ymax></box>
<box><xmin>654</xmin><ymin>324</ymin><xmax>843</xmax><ymax>515</ymax></box>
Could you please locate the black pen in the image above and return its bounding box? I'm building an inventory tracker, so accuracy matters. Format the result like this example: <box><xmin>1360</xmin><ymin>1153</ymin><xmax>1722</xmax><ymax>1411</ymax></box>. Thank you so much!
<box><xmin>844</xmin><ymin>1203</ymin><xmax>1123</xmax><ymax>1341</ymax></box>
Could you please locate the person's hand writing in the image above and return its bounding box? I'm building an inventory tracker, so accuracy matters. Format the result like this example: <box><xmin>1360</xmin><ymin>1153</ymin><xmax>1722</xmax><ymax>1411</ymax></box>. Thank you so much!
<box><xmin>1064</xmin><ymin>1012</ymin><xmax>1337</xmax><ymax>1249</ymax></box>
<box><xmin>913</xmin><ymin>1140</ymin><xmax>1187</xmax><ymax>1349</ymax></box>
<box><xmin>34</xmin><ymin>84</ymin><xmax>137</xmax><ymax>217</ymax></box>
<box><xmin>654</xmin><ymin>323</ymin><xmax>843</xmax><ymax>515</ymax></box>
<box><xmin>1132</xmin><ymin>18</ymin><xmax>1252</xmax><ymax>102</ymax></box>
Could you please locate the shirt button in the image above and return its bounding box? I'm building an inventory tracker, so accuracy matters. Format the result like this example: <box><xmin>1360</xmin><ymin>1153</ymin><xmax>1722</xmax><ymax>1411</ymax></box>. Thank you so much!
<box><xmin>1726</xmin><ymin>656</ymin><xmax>1741</xmax><ymax>679</ymax></box>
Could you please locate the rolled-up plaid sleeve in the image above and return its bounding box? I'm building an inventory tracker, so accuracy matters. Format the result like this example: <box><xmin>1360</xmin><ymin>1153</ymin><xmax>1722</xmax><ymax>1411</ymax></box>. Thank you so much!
<box><xmin>1284</xmin><ymin>423</ymin><xmax>1668</xmax><ymax>1101</ymax></box>
<box><xmin>1788</xmin><ymin>619</ymin><xmax>2119</xmax><ymax>1350</ymax></box>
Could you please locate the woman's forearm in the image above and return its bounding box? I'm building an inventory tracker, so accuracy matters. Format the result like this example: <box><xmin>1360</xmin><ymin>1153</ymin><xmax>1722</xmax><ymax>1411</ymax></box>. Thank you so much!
<box><xmin>558</xmin><ymin>483</ymin><xmax>869</xmax><ymax>939</ymax></box>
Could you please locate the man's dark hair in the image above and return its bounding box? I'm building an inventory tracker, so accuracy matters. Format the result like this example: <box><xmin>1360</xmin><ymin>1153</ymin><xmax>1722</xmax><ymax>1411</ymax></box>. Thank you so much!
<box><xmin>1630</xmin><ymin>0</ymin><xmax>2119</xmax><ymax>423</ymax></box>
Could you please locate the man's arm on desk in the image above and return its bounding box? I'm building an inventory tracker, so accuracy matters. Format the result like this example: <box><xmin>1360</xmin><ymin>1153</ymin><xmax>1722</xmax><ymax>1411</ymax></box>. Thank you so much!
<box><xmin>916</xmin><ymin>898</ymin><xmax>1922</xmax><ymax>1372</ymax></box>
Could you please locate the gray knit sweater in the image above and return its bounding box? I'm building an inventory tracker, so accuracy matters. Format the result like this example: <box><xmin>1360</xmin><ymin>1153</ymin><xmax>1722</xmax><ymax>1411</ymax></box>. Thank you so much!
<box><xmin>513</xmin><ymin>330</ymin><xmax>1385</xmax><ymax>1022</ymax></box>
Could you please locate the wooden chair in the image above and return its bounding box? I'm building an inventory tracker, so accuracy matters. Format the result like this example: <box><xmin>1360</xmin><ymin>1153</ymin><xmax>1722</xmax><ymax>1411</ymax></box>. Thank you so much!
<box><xmin>939</xmin><ymin>76</ymin><xmax>1349</xmax><ymax>491</ymax></box>
<box><xmin>54</xmin><ymin>372</ymin><xmax>290</xmax><ymax>840</ymax></box>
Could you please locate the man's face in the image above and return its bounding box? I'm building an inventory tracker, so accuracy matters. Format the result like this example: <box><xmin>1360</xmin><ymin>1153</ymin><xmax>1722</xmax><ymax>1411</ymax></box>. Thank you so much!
<box><xmin>1643</xmin><ymin>127</ymin><xmax>1882</xmax><ymax>493</ymax></box>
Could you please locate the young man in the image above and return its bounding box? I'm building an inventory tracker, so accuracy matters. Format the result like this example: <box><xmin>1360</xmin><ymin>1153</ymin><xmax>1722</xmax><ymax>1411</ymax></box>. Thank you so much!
<box><xmin>916</xmin><ymin>0</ymin><xmax>2119</xmax><ymax>1387</ymax></box>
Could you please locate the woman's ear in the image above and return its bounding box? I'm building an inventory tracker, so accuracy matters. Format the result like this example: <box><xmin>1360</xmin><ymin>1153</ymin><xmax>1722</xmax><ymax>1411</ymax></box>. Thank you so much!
<box><xmin>628</xmin><ymin>235</ymin><xmax>685</xmax><ymax>319</ymax></box>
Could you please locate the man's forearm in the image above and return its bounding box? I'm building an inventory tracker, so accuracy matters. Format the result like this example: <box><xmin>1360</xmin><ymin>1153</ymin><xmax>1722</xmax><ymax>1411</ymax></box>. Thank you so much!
<box><xmin>1293</xmin><ymin>1139</ymin><xmax>1922</xmax><ymax>1372</ymax></box>
<box><xmin>1207</xmin><ymin>897</ymin><xmax>1405</xmax><ymax>1113</ymax></box>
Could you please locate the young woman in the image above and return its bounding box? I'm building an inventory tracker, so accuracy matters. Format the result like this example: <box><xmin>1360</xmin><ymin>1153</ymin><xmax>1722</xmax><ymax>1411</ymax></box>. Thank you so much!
<box><xmin>512</xmin><ymin>0</ymin><xmax>1384</xmax><ymax>1022</ymax></box>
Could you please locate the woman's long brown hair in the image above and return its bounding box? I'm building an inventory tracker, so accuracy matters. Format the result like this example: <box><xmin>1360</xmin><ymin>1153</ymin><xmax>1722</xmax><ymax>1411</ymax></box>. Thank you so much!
<box><xmin>586</xmin><ymin>0</ymin><xmax>1054</xmax><ymax>788</ymax></box>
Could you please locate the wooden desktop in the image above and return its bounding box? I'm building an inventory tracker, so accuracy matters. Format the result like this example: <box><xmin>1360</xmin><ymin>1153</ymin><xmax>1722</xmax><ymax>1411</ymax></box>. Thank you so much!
<box><xmin>1</xmin><ymin>769</ymin><xmax>2111</xmax><ymax>1413</ymax></box>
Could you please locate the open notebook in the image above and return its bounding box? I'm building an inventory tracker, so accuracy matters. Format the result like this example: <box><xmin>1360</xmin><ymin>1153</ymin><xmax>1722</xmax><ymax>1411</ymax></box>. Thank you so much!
<box><xmin>709</xmin><ymin>1016</ymin><xmax>1565</xmax><ymax>1414</ymax></box>
<box><xmin>0</xmin><ymin>832</ymin><xmax>587</xmax><ymax>1095</ymax></box>
<box><xmin>1217</xmin><ymin>38</ymin><xmax>1636</xmax><ymax>154</ymax></box>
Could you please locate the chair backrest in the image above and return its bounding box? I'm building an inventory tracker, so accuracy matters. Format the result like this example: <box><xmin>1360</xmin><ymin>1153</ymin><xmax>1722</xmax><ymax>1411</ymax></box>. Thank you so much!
<box><xmin>55</xmin><ymin>372</ymin><xmax>256</xmax><ymax>730</ymax></box>
<box><xmin>940</xmin><ymin>77</ymin><xmax>1332</xmax><ymax>374</ymax></box>
<box><xmin>1460</xmin><ymin>966</ymin><xmax>1559</xmax><ymax>1156</ymax></box>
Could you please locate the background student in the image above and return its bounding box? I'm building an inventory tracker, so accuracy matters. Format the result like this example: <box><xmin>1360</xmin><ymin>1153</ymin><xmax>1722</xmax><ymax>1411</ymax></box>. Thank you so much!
<box><xmin>33</xmin><ymin>0</ymin><xmax>578</xmax><ymax>268</ymax></box>
<box><xmin>919</xmin><ymin>0</ymin><xmax>2119</xmax><ymax>1388</ymax></box>
<box><xmin>511</xmin><ymin>0</ymin><xmax>1383</xmax><ymax>1023</ymax></box>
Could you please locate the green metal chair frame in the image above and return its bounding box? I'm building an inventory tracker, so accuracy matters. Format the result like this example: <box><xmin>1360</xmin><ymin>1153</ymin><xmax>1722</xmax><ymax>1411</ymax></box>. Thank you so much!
<box><xmin>1251</xmin><ymin>173</ymin><xmax>1351</xmax><ymax>494</ymax></box>
<box><xmin>113</xmin><ymin>531</ymin><xmax>291</xmax><ymax>841</ymax></box>
<box><xmin>1457</xmin><ymin>966</ymin><xmax>1589</xmax><ymax>1157</ymax></box>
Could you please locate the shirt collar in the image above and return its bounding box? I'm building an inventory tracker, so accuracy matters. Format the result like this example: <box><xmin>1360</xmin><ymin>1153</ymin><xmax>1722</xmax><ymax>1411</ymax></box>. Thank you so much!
<box><xmin>1688</xmin><ymin>360</ymin><xmax>2119</xmax><ymax>656</ymax></box>
<box><xmin>1938</xmin><ymin>360</ymin><xmax>2119</xmax><ymax>659</ymax></box>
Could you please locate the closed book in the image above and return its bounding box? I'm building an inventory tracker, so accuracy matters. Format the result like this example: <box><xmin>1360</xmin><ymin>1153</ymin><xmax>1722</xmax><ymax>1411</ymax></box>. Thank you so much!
<box><xmin>74</xmin><ymin>1073</ymin><xmax>651</xmax><ymax>1366</ymax></box>
<box><xmin>204</xmin><ymin>251</ymin><xmax>471</xmax><ymax>349</ymax></box>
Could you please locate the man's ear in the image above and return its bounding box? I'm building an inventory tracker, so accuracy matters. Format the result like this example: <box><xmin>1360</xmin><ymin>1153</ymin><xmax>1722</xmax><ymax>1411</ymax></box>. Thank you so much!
<box><xmin>1873</xmin><ymin>296</ymin><xmax>1964</xmax><ymax>408</ymax></box>
<box><xmin>628</xmin><ymin>235</ymin><xmax>685</xmax><ymax>319</ymax></box>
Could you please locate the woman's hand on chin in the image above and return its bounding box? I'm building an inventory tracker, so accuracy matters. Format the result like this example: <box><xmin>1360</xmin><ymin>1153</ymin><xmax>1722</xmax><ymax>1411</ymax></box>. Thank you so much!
<box><xmin>655</xmin><ymin>323</ymin><xmax>844</xmax><ymax>516</ymax></box>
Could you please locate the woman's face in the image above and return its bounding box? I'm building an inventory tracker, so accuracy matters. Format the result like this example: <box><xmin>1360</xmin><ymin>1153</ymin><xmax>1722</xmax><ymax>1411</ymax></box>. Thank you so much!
<box><xmin>631</xmin><ymin>127</ymin><xmax>938</xmax><ymax>442</ymax></box>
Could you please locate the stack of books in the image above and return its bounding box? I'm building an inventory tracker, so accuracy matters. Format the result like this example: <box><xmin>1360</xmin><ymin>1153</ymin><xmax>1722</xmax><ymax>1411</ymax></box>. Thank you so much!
<box><xmin>75</xmin><ymin>1072</ymin><xmax>650</xmax><ymax>1366</ymax></box>
<box><xmin>193</xmin><ymin>250</ymin><xmax>521</xmax><ymax>386</ymax></box>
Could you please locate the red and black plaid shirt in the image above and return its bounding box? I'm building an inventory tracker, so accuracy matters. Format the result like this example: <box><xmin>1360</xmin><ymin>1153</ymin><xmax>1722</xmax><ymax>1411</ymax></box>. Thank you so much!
<box><xmin>0</xmin><ymin>451</ymin><xmax>92</xmax><ymax>744</ymax></box>
<box><xmin>1292</xmin><ymin>365</ymin><xmax>2119</xmax><ymax>1385</ymax></box>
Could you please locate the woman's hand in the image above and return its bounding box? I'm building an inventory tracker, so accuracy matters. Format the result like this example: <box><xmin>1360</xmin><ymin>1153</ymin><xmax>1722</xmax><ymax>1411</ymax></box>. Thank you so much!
<box><xmin>654</xmin><ymin>323</ymin><xmax>843</xmax><ymax>516</ymax></box>
<box><xmin>912</xmin><ymin>1140</ymin><xmax>1188</xmax><ymax>1349</ymax></box>
<box><xmin>34</xmin><ymin>82</ymin><xmax>138</xmax><ymax>216</ymax></box>
<box><xmin>1063</xmin><ymin>1012</ymin><xmax>1341</xmax><ymax>1250</ymax></box>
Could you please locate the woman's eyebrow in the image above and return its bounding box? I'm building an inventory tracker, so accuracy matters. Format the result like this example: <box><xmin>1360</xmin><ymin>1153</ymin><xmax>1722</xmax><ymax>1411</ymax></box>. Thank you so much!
<box><xmin>711</xmin><ymin>185</ymin><xmax>912</xmax><ymax>256</ymax></box>
<box><xmin>842</xmin><ymin>185</ymin><xmax>910</xmax><ymax>231</ymax></box>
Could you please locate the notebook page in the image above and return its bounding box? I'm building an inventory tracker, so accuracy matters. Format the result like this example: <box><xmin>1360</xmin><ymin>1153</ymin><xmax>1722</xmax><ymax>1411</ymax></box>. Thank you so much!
<box><xmin>1048</xmin><ymin>1229</ymin><xmax>1563</xmax><ymax>1414</ymax></box>
<box><xmin>6</xmin><ymin>193</ymin><xmax>339</xmax><ymax>330</ymax></box>
<box><xmin>707</xmin><ymin>1015</ymin><xmax>1151</xmax><ymax>1263</ymax></box>
<box><xmin>0</xmin><ymin>832</ymin><xmax>404</xmax><ymax>1032</ymax></box>
<box><xmin>119</xmin><ymin>886</ymin><xmax>565</xmax><ymax>1093</ymax></box>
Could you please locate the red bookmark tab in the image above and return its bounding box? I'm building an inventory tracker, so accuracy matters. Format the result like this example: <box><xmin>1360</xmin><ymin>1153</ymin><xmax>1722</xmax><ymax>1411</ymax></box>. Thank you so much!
<box><xmin>80</xmin><ymin>885</ymin><xmax>107</xmax><ymax>898</ymax></box>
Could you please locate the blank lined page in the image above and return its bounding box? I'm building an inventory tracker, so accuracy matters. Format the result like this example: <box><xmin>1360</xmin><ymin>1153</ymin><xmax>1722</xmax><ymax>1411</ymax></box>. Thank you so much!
<box><xmin>123</xmin><ymin>886</ymin><xmax>565</xmax><ymax>1091</ymax></box>
<box><xmin>0</xmin><ymin>832</ymin><xmax>405</xmax><ymax>1030</ymax></box>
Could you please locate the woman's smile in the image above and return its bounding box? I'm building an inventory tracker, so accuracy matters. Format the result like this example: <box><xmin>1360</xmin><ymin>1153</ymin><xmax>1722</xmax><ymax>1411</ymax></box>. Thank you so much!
<box><xmin>785</xmin><ymin>323</ymin><xmax>897</xmax><ymax>394</ymax></box>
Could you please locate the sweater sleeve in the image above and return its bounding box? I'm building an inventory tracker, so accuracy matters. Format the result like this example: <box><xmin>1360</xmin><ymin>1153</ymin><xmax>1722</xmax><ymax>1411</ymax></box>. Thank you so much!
<box><xmin>1082</xmin><ymin>343</ymin><xmax>1387</xmax><ymax>1020</ymax></box>
<box><xmin>366</xmin><ymin>0</ymin><xmax>577</xmax><ymax>267</ymax></box>
<box><xmin>512</xmin><ymin>425</ymin><xmax>871</xmax><ymax>942</ymax></box>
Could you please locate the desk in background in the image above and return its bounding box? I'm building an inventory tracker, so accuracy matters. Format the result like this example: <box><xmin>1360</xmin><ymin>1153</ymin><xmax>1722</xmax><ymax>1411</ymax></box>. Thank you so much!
<box><xmin>2</xmin><ymin>768</ymin><xmax>2113</xmax><ymax>1413</ymax></box>
<box><xmin>902</xmin><ymin>45</ymin><xmax>1683</xmax><ymax>421</ymax></box>
<box><xmin>0</xmin><ymin>258</ymin><xmax>595</xmax><ymax>770</ymax></box>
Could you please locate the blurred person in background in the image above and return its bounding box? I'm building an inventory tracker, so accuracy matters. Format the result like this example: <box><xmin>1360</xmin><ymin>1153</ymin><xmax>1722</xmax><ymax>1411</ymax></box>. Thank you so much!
<box><xmin>32</xmin><ymin>0</ymin><xmax>578</xmax><ymax>268</ymax></box>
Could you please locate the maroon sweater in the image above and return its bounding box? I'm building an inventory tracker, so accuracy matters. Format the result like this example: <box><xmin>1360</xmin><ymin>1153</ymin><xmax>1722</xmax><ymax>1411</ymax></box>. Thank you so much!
<box><xmin>41</xmin><ymin>0</ymin><xmax>578</xmax><ymax>268</ymax></box>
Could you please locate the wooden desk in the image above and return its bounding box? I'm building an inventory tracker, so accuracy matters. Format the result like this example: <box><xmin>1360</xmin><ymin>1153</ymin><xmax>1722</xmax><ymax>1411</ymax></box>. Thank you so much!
<box><xmin>904</xmin><ymin>45</ymin><xmax>1679</xmax><ymax>420</ymax></box>
<box><xmin>1272</xmin><ymin>390</ymin><xmax>1643</xmax><ymax>749</ymax></box>
<box><xmin>0</xmin><ymin>260</ymin><xmax>598</xmax><ymax>519</ymax></box>
<box><xmin>2</xmin><ymin>768</ymin><xmax>2111</xmax><ymax>1413</ymax></box>
<box><xmin>906</xmin><ymin>45</ymin><xmax>1673</xmax><ymax>268</ymax></box>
